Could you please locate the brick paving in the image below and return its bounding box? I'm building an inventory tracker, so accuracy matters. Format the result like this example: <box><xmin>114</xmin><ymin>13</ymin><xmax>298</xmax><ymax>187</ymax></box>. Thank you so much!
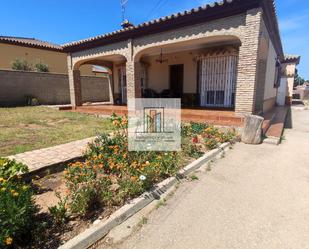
<box><xmin>65</xmin><ymin>105</ymin><xmax>244</xmax><ymax>127</ymax></box>
<box><xmin>8</xmin><ymin>137</ymin><xmax>94</xmax><ymax>172</ymax></box>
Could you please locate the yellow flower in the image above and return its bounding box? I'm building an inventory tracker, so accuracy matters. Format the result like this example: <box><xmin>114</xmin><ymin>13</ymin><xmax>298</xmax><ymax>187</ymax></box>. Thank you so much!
<box><xmin>0</xmin><ymin>177</ymin><xmax>4</xmax><ymax>182</ymax></box>
<box><xmin>5</xmin><ymin>237</ymin><xmax>13</xmax><ymax>245</ymax></box>
<box><xmin>13</xmin><ymin>192</ymin><xmax>19</xmax><ymax>197</ymax></box>
<box><xmin>1</xmin><ymin>187</ymin><xmax>6</xmax><ymax>192</ymax></box>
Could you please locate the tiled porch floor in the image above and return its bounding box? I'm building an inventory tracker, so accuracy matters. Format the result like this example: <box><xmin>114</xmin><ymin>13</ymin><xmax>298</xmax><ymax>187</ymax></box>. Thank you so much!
<box><xmin>64</xmin><ymin>105</ymin><xmax>244</xmax><ymax>126</ymax></box>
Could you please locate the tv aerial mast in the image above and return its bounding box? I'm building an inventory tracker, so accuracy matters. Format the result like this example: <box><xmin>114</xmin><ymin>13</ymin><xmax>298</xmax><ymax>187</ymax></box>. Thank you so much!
<box><xmin>120</xmin><ymin>0</ymin><xmax>128</xmax><ymax>22</ymax></box>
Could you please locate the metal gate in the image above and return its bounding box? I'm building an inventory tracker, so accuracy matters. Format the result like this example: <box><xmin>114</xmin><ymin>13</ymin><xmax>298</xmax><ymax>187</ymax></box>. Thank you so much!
<box><xmin>199</xmin><ymin>54</ymin><xmax>238</xmax><ymax>108</ymax></box>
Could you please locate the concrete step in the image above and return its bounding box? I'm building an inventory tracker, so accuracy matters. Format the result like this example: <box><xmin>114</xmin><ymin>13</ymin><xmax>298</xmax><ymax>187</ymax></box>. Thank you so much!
<box><xmin>262</xmin><ymin>106</ymin><xmax>289</xmax><ymax>145</ymax></box>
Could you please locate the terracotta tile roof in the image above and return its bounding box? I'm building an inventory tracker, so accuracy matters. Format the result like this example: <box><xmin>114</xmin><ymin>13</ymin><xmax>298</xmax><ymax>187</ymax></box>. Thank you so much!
<box><xmin>62</xmin><ymin>0</ymin><xmax>283</xmax><ymax>58</ymax></box>
<box><xmin>283</xmin><ymin>54</ymin><xmax>301</xmax><ymax>64</ymax></box>
<box><xmin>0</xmin><ymin>36</ymin><xmax>63</xmax><ymax>51</ymax></box>
<box><xmin>62</xmin><ymin>0</ymin><xmax>261</xmax><ymax>51</ymax></box>
<box><xmin>62</xmin><ymin>0</ymin><xmax>233</xmax><ymax>48</ymax></box>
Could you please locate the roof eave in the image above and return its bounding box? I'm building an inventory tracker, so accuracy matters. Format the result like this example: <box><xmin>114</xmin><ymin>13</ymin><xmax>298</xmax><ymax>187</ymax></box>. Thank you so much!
<box><xmin>63</xmin><ymin>0</ymin><xmax>262</xmax><ymax>53</ymax></box>
<box><xmin>0</xmin><ymin>39</ymin><xmax>64</xmax><ymax>52</ymax></box>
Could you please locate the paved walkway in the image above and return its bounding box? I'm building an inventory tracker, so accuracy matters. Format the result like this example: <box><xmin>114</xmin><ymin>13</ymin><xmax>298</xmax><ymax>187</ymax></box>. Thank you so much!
<box><xmin>109</xmin><ymin>108</ymin><xmax>309</xmax><ymax>249</ymax></box>
<box><xmin>8</xmin><ymin>137</ymin><xmax>94</xmax><ymax>172</ymax></box>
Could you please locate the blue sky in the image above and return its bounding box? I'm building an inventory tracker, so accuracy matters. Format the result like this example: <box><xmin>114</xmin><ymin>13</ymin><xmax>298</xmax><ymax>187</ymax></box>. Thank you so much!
<box><xmin>1</xmin><ymin>0</ymin><xmax>308</xmax><ymax>79</ymax></box>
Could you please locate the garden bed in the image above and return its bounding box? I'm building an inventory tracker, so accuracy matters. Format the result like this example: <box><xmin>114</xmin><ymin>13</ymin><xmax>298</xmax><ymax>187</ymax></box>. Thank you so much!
<box><xmin>0</xmin><ymin>114</ymin><xmax>239</xmax><ymax>248</ymax></box>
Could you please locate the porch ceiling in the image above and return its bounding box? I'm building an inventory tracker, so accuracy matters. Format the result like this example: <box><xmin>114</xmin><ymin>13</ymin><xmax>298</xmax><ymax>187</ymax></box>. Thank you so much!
<box><xmin>138</xmin><ymin>36</ymin><xmax>241</xmax><ymax>58</ymax></box>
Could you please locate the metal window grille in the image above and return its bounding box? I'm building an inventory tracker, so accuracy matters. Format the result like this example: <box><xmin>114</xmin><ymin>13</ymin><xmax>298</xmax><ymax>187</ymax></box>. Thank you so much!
<box><xmin>199</xmin><ymin>54</ymin><xmax>238</xmax><ymax>108</ymax></box>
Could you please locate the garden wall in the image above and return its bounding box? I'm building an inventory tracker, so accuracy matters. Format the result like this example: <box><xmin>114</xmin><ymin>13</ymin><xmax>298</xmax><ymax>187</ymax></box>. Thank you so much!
<box><xmin>0</xmin><ymin>69</ymin><xmax>110</xmax><ymax>106</ymax></box>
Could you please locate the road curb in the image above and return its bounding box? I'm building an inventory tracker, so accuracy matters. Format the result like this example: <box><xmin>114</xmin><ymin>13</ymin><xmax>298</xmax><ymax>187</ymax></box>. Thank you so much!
<box><xmin>58</xmin><ymin>142</ymin><xmax>231</xmax><ymax>249</ymax></box>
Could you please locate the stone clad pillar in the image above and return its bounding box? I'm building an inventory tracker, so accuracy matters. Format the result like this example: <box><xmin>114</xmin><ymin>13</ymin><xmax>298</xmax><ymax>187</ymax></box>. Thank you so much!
<box><xmin>235</xmin><ymin>8</ymin><xmax>262</xmax><ymax>116</ymax></box>
<box><xmin>68</xmin><ymin>69</ymin><xmax>82</xmax><ymax>107</ymax></box>
<box><xmin>67</xmin><ymin>54</ymin><xmax>82</xmax><ymax>107</ymax></box>
<box><xmin>126</xmin><ymin>60</ymin><xmax>142</xmax><ymax>100</ymax></box>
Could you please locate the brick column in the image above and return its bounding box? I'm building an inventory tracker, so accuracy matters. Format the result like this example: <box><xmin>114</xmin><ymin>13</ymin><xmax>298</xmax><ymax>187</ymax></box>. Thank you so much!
<box><xmin>235</xmin><ymin>8</ymin><xmax>262</xmax><ymax>116</ymax></box>
<box><xmin>68</xmin><ymin>69</ymin><xmax>82</xmax><ymax>107</ymax></box>
<box><xmin>126</xmin><ymin>60</ymin><xmax>142</xmax><ymax>100</ymax></box>
<box><xmin>134</xmin><ymin>62</ymin><xmax>142</xmax><ymax>98</ymax></box>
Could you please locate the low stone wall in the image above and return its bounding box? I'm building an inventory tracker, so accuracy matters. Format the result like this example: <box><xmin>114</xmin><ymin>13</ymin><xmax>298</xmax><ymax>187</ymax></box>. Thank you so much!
<box><xmin>0</xmin><ymin>70</ymin><xmax>110</xmax><ymax>106</ymax></box>
<box><xmin>293</xmin><ymin>89</ymin><xmax>309</xmax><ymax>100</ymax></box>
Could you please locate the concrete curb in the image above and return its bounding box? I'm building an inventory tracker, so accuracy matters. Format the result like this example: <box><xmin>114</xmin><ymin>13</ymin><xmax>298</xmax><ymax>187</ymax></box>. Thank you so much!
<box><xmin>58</xmin><ymin>142</ymin><xmax>231</xmax><ymax>249</ymax></box>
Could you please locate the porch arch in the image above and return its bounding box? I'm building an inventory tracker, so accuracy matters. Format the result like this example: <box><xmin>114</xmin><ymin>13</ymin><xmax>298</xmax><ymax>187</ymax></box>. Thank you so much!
<box><xmin>132</xmin><ymin>35</ymin><xmax>242</xmax><ymax>108</ymax></box>
<box><xmin>68</xmin><ymin>54</ymin><xmax>127</xmax><ymax>106</ymax></box>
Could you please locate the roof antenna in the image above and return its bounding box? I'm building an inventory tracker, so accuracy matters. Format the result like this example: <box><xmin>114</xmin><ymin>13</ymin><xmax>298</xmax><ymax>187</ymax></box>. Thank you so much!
<box><xmin>120</xmin><ymin>0</ymin><xmax>134</xmax><ymax>29</ymax></box>
<box><xmin>121</xmin><ymin>0</ymin><xmax>128</xmax><ymax>22</ymax></box>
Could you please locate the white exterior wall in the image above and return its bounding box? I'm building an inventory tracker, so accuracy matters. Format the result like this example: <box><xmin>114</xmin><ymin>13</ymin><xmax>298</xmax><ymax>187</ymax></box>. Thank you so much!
<box><xmin>264</xmin><ymin>41</ymin><xmax>277</xmax><ymax>100</ymax></box>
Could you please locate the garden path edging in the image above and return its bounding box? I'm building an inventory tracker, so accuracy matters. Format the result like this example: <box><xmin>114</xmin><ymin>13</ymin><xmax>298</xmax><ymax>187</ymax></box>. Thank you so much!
<box><xmin>58</xmin><ymin>142</ymin><xmax>231</xmax><ymax>249</ymax></box>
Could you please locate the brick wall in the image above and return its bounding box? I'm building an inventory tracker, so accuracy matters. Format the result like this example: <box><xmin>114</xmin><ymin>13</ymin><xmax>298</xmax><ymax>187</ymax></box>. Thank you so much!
<box><xmin>0</xmin><ymin>70</ymin><xmax>110</xmax><ymax>106</ymax></box>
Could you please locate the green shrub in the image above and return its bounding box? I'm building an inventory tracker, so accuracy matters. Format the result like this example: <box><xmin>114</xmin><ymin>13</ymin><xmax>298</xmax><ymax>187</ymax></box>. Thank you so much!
<box><xmin>11</xmin><ymin>59</ymin><xmax>32</xmax><ymax>71</ymax></box>
<box><xmin>63</xmin><ymin>115</ymin><xmax>180</xmax><ymax>217</ymax></box>
<box><xmin>0</xmin><ymin>158</ymin><xmax>37</xmax><ymax>248</ymax></box>
<box><xmin>48</xmin><ymin>192</ymin><xmax>68</xmax><ymax>225</ymax></box>
<box><xmin>34</xmin><ymin>62</ymin><xmax>49</xmax><ymax>72</ymax></box>
<box><xmin>0</xmin><ymin>158</ymin><xmax>28</xmax><ymax>180</ymax></box>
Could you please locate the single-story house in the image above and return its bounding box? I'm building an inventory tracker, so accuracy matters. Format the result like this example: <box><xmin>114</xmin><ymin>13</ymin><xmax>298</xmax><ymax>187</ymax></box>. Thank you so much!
<box><xmin>62</xmin><ymin>0</ymin><xmax>301</xmax><ymax>117</ymax></box>
<box><xmin>277</xmin><ymin>55</ymin><xmax>300</xmax><ymax>105</ymax></box>
<box><xmin>0</xmin><ymin>36</ymin><xmax>104</xmax><ymax>76</ymax></box>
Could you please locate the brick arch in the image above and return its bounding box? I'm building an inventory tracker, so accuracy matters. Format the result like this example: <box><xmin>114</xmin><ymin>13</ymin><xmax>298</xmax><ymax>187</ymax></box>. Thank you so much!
<box><xmin>133</xmin><ymin>34</ymin><xmax>242</xmax><ymax>62</ymax></box>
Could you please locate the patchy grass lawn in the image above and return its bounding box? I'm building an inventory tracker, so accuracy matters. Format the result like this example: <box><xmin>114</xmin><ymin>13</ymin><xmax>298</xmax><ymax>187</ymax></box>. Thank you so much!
<box><xmin>0</xmin><ymin>107</ymin><xmax>113</xmax><ymax>157</ymax></box>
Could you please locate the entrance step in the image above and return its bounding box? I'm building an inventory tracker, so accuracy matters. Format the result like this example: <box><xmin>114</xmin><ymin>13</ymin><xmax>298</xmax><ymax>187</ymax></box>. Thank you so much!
<box><xmin>262</xmin><ymin>106</ymin><xmax>289</xmax><ymax>145</ymax></box>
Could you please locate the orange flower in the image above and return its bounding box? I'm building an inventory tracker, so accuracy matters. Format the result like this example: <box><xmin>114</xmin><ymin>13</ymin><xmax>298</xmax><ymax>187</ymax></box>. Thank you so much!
<box><xmin>5</xmin><ymin>237</ymin><xmax>13</xmax><ymax>245</ymax></box>
<box><xmin>130</xmin><ymin>176</ymin><xmax>137</xmax><ymax>182</ymax></box>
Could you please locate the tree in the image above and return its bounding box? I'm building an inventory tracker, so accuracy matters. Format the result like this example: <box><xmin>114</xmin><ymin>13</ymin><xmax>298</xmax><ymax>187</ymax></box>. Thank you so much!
<box><xmin>294</xmin><ymin>69</ymin><xmax>305</xmax><ymax>87</ymax></box>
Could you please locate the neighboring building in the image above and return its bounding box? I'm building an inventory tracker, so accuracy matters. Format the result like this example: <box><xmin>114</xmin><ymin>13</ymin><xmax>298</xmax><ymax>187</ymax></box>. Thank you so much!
<box><xmin>0</xmin><ymin>36</ymin><xmax>98</xmax><ymax>76</ymax></box>
<box><xmin>0</xmin><ymin>36</ymin><xmax>111</xmax><ymax>106</ymax></box>
<box><xmin>277</xmin><ymin>55</ymin><xmax>300</xmax><ymax>105</ymax></box>
<box><xmin>62</xmin><ymin>0</ymin><xmax>299</xmax><ymax>116</ymax></box>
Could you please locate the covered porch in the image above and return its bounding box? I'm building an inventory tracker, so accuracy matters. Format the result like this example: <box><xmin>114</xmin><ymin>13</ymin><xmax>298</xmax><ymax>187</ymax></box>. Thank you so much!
<box><xmin>113</xmin><ymin>37</ymin><xmax>240</xmax><ymax>110</ymax></box>
<box><xmin>68</xmin><ymin>35</ymin><xmax>241</xmax><ymax>110</ymax></box>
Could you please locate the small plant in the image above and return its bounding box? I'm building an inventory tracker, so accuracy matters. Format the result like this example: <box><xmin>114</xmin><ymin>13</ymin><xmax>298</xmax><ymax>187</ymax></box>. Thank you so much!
<box><xmin>190</xmin><ymin>174</ymin><xmax>199</xmax><ymax>181</ymax></box>
<box><xmin>0</xmin><ymin>158</ymin><xmax>28</xmax><ymax>179</ymax></box>
<box><xmin>221</xmin><ymin>152</ymin><xmax>226</xmax><ymax>158</ymax></box>
<box><xmin>156</xmin><ymin>199</ymin><xmax>167</xmax><ymax>209</ymax></box>
<box><xmin>0</xmin><ymin>159</ymin><xmax>37</xmax><ymax>248</ymax></box>
<box><xmin>204</xmin><ymin>138</ymin><xmax>218</xmax><ymax>150</ymax></box>
<box><xmin>34</xmin><ymin>62</ymin><xmax>49</xmax><ymax>72</ymax></box>
<box><xmin>138</xmin><ymin>216</ymin><xmax>148</xmax><ymax>226</ymax></box>
<box><xmin>11</xmin><ymin>59</ymin><xmax>32</xmax><ymax>71</ymax></box>
<box><xmin>206</xmin><ymin>163</ymin><xmax>212</xmax><ymax>172</ymax></box>
<box><xmin>48</xmin><ymin>192</ymin><xmax>69</xmax><ymax>225</ymax></box>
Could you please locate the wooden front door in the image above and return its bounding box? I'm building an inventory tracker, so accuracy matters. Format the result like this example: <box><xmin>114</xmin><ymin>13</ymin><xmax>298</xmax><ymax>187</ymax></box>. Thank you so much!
<box><xmin>169</xmin><ymin>64</ymin><xmax>184</xmax><ymax>98</ymax></box>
